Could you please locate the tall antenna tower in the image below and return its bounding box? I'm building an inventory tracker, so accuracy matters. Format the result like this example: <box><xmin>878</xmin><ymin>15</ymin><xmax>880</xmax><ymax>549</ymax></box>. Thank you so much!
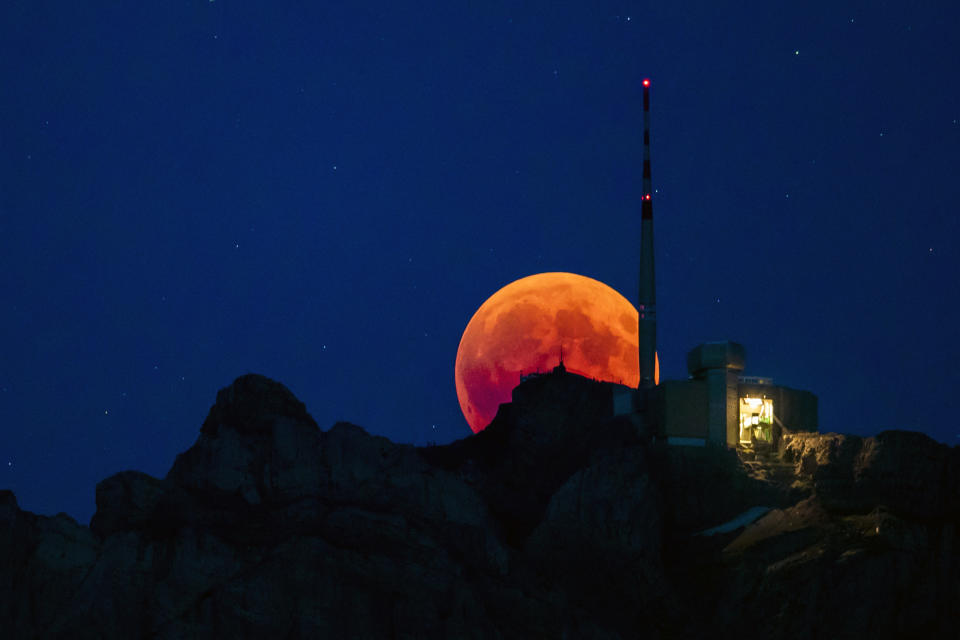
<box><xmin>638</xmin><ymin>78</ymin><xmax>657</xmax><ymax>389</ymax></box>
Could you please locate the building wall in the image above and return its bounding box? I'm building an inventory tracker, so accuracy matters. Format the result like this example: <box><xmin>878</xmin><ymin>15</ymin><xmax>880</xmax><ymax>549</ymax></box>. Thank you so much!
<box><xmin>612</xmin><ymin>386</ymin><xmax>636</xmax><ymax>416</ymax></box>
<box><xmin>655</xmin><ymin>380</ymin><xmax>709</xmax><ymax>439</ymax></box>
<box><xmin>725</xmin><ymin>371</ymin><xmax>740</xmax><ymax>446</ymax></box>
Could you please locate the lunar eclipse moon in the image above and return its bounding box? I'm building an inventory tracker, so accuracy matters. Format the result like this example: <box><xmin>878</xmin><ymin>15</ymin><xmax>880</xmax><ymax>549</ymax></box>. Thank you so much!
<box><xmin>455</xmin><ymin>272</ymin><xmax>643</xmax><ymax>433</ymax></box>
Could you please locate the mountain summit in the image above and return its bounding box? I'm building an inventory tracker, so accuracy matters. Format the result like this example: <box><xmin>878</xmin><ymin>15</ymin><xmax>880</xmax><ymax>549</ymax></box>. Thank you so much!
<box><xmin>2</xmin><ymin>373</ymin><xmax>958</xmax><ymax>638</ymax></box>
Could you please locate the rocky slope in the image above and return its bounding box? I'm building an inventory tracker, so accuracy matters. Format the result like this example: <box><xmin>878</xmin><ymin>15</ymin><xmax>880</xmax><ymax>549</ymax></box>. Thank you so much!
<box><xmin>1</xmin><ymin>373</ymin><xmax>958</xmax><ymax>638</ymax></box>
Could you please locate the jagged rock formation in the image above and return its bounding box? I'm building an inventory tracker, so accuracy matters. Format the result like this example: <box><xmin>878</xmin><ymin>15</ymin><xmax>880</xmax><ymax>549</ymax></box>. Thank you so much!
<box><xmin>1</xmin><ymin>373</ymin><xmax>958</xmax><ymax>638</ymax></box>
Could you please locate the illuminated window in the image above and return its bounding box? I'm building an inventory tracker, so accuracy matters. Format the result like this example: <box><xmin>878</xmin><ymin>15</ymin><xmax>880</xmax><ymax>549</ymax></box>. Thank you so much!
<box><xmin>739</xmin><ymin>396</ymin><xmax>774</xmax><ymax>443</ymax></box>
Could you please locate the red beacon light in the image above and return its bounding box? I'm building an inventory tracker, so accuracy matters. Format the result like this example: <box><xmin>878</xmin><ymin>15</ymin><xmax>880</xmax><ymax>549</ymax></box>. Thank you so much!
<box><xmin>644</xmin><ymin>194</ymin><xmax>652</xmax><ymax>201</ymax></box>
<box><xmin>642</xmin><ymin>78</ymin><xmax>650</xmax><ymax>87</ymax></box>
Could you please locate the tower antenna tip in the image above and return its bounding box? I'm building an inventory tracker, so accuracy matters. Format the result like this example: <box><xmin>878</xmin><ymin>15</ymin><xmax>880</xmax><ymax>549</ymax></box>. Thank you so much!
<box><xmin>642</xmin><ymin>78</ymin><xmax>650</xmax><ymax>87</ymax></box>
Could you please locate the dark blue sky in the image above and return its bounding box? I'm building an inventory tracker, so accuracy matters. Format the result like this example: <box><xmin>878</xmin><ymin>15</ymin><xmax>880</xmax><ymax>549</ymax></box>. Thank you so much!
<box><xmin>3</xmin><ymin>1</ymin><xmax>958</xmax><ymax>523</ymax></box>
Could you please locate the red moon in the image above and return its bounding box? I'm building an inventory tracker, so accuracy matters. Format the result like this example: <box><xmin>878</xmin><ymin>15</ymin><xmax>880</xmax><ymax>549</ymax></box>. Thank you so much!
<box><xmin>455</xmin><ymin>272</ymin><xmax>646</xmax><ymax>433</ymax></box>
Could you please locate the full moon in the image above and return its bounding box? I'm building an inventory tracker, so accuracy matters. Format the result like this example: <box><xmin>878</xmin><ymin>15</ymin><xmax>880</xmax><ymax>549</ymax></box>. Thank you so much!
<box><xmin>455</xmin><ymin>272</ymin><xmax>645</xmax><ymax>433</ymax></box>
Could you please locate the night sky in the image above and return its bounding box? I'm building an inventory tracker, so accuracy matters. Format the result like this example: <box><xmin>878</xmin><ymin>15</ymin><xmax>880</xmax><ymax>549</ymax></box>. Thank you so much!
<box><xmin>3</xmin><ymin>2</ymin><xmax>959</xmax><ymax>523</ymax></box>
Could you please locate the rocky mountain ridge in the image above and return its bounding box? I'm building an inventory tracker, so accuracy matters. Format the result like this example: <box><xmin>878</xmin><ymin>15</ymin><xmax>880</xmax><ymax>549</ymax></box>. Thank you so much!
<box><xmin>2</xmin><ymin>373</ymin><xmax>958</xmax><ymax>638</ymax></box>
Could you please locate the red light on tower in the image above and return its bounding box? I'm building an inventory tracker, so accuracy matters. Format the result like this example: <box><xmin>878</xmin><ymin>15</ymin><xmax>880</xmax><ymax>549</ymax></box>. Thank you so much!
<box><xmin>642</xmin><ymin>78</ymin><xmax>650</xmax><ymax>87</ymax></box>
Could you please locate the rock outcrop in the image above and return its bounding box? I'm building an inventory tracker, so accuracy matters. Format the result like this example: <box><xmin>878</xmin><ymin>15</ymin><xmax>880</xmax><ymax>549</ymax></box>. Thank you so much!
<box><xmin>781</xmin><ymin>430</ymin><xmax>960</xmax><ymax>518</ymax></box>
<box><xmin>1</xmin><ymin>372</ymin><xmax>958</xmax><ymax>639</ymax></box>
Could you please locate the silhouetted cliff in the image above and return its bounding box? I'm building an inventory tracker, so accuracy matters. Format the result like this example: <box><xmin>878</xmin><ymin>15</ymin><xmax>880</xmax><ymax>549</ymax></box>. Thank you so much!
<box><xmin>1</xmin><ymin>373</ymin><xmax>958</xmax><ymax>638</ymax></box>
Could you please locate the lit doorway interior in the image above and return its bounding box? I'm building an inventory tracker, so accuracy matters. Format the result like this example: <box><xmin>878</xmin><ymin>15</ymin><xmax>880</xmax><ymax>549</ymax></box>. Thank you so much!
<box><xmin>739</xmin><ymin>396</ymin><xmax>774</xmax><ymax>444</ymax></box>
